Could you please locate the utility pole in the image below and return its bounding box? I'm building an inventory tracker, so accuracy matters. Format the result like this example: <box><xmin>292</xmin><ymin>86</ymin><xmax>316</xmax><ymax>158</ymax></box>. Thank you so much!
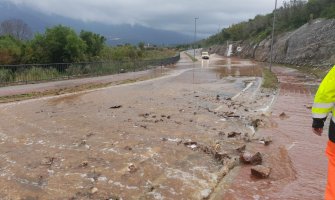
<box><xmin>269</xmin><ymin>0</ymin><xmax>278</xmax><ymax>72</ymax></box>
<box><xmin>194</xmin><ymin>17</ymin><xmax>199</xmax><ymax>60</ymax></box>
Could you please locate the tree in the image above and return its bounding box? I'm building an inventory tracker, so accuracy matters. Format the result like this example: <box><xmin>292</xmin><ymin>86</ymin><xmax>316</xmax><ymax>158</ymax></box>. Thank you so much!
<box><xmin>0</xmin><ymin>35</ymin><xmax>22</xmax><ymax>64</ymax></box>
<box><xmin>0</xmin><ymin>19</ymin><xmax>32</xmax><ymax>40</ymax></box>
<box><xmin>38</xmin><ymin>25</ymin><xmax>87</xmax><ymax>63</ymax></box>
<box><xmin>80</xmin><ymin>30</ymin><xmax>106</xmax><ymax>59</ymax></box>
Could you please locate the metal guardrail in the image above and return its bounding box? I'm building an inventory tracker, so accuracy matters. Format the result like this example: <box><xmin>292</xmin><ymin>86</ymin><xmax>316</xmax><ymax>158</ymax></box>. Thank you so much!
<box><xmin>0</xmin><ymin>54</ymin><xmax>180</xmax><ymax>86</ymax></box>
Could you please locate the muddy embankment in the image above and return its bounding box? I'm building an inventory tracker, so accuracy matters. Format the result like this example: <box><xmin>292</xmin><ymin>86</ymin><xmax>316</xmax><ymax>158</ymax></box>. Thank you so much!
<box><xmin>209</xmin><ymin>18</ymin><xmax>335</xmax><ymax>67</ymax></box>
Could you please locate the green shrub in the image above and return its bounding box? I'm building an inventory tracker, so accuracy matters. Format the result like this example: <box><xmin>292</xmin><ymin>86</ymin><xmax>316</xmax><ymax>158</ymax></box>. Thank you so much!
<box><xmin>15</xmin><ymin>67</ymin><xmax>60</xmax><ymax>82</ymax></box>
<box><xmin>0</xmin><ymin>68</ymin><xmax>13</xmax><ymax>83</ymax></box>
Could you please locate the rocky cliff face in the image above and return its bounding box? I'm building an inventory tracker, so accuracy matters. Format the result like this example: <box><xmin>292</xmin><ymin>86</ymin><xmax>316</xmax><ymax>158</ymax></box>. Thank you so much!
<box><xmin>210</xmin><ymin>19</ymin><xmax>335</xmax><ymax>67</ymax></box>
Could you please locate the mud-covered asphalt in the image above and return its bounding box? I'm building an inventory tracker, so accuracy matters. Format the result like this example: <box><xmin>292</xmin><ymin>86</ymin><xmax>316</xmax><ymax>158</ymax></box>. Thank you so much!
<box><xmin>0</xmin><ymin>53</ymin><xmax>277</xmax><ymax>199</ymax></box>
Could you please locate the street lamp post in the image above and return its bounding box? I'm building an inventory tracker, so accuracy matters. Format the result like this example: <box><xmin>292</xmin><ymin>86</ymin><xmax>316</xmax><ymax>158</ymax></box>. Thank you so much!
<box><xmin>194</xmin><ymin>17</ymin><xmax>199</xmax><ymax>60</ymax></box>
<box><xmin>269</xmin><ymin>0</ymin><xmax>278</xmax><ymax>72</ymax></box>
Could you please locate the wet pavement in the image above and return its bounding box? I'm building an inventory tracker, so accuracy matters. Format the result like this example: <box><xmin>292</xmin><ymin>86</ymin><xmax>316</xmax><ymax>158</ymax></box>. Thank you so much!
<box><xmin>212</xmin><ymin>66</ymin><xmax>328</xmax><ymax>200</ymax></box>
<box><xmin>0</xmin><ymin>53</ymin><xmax>322</xmax><ymax>200</ymax></box>
<box><xmin>0</xmin><ymin>53</ymin><xmax>277</xmax><ymax>199</ymax></box>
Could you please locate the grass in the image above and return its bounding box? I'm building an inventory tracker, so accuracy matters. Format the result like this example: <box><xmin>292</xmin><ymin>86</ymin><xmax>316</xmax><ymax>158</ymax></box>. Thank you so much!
<box><xmin>262</xmin><ymin>68</ymin><xmax>278</xmax><ymax>89</ymax></box>
<box><xmin>142</xmin><ymin>49</ymin><xmax>177</xmax><ymax>60</ymax></box>
<box><xmin>284</xmin><ymin>64</ymin><xmax>332</xmax><ymax>79</ymax></box>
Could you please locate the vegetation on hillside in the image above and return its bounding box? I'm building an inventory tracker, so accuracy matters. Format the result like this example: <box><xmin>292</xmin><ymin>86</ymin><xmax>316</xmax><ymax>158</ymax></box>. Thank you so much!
<box><xmin>204</xmin><ymin>0</ymin><xmax>335</xmax><ymax>45</ymax></box>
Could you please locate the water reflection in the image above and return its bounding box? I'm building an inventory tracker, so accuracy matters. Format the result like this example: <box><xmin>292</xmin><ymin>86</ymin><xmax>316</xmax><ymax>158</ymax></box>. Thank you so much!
<box><xmin>201</xmin><ymin>59</ymin><xmax>210</xmax><ymax>68</ymax></box>
<box><xmin>212</xmin><ymin>58</ymin><xmax>262</xmax><ymax>79</ymax></box>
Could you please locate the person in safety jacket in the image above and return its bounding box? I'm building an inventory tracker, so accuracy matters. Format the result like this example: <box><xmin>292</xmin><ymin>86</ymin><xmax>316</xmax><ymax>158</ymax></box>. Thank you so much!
<box><xmin>312</xmin><ymin>65</ymin><xmax>335</xmax><ymax>200</ymax></box>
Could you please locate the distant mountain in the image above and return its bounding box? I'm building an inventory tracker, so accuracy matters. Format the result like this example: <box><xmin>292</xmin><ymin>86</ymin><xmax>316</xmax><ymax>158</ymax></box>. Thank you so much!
<box><xmin>0</xmin><ymin>1</ymin><xmax>192</xmax><ymax>45</ymax></box>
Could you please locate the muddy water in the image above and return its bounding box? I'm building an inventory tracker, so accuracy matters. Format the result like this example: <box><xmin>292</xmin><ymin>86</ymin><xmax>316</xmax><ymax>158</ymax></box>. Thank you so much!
<box><xmin>212</xmin><ymin>66</ymin><xmax>327</xmax><ymax>200</ymax></box>
<box><xmin>0</xmin><ymin>55</ymin><xmax>275</xmax><ymax>199</ymax></box>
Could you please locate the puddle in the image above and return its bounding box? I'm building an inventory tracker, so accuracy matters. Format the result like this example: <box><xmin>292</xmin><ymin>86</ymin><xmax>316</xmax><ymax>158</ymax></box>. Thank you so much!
<box><xmin>212</xmin><ymin>65</ymin><xmax>262</xmax><ymax>79</ymax></box>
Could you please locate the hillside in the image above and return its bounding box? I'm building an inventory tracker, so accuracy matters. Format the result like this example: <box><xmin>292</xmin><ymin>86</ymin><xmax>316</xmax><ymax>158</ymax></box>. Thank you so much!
<box><xmin>209</xmin><ymin>18</ymin><xmax>335</xmax><ymax>67</ymax></box>
<box><xmin>203</xmin><ymin>0</ymin><xmax>335</xmax><ymax>67</ymax></box>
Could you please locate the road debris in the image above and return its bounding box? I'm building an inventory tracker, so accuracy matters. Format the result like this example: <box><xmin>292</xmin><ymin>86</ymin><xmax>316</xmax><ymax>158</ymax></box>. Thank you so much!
<box><xmin>251</xmin><ymin>165</ymin><xmax>271</xmax><ymax>178</ymax></box>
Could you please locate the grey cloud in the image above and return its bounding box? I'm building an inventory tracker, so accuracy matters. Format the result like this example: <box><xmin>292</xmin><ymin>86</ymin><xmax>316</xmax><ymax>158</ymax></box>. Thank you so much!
<box><xmin>4</xmin><ymin>0</ymin><xmax>283</xmax><ymax>37</ymax></box>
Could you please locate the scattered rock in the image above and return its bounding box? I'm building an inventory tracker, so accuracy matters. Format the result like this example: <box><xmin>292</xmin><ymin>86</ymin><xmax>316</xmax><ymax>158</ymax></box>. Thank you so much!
<box><xmin>200</xmin><ymin>189</ymin><xmax>212</xmax><ymax>199</ymax></box>
<box><xmin>161</xmin><ymin>138</ymin><xmax>168</xmax><ymax>142</ymax></box>
<box><xmin>128</xmin><ymin>163</ymin><xmax>138</xmax><ymax>173</ymax></box>
<box><xmin>41</xmin><ymin>157</ymin><xmax>55</xmax><ymax>166</ymax></box>
<box><xmin>140</xmin><ymin>113</ymin><xmax>150</xmax><ymax>118</ymax></box>
<box><xmin>305</xmin><ymin>105</ymin><xmax>312</xmax><ymax>109</ymax></box>
<box><xmin>109</xmin><ymin>105</ymin><xmax>122</xmax><ymax>109</ymax></box>
<box><xmin>240</xmin><ymin>152</ymin><xmax>262</xmax><ymax>165</ymax></box>
<box><xmin>235</xmin><ymin>144</ymin><xmax>246</xmax><ymax>153</ymax></box>
<box><xmin>124</xmin><ymin>146</ymin><xmax>132</xmax><ymax>151</ymax></box>
<box><xmin>140</xmin><ymin>125</ymin><xmax>147</xmax><ymax>129</ymax></box>
<box><xmin>184</xmin><ymin>141</ymin><xmax>197</xmax><ymax>146</ymax></box>
<box><xmin>108</xmin><ymin>195</ymin><xmax>120</xmax><ymax>200</ymax></box>
<box><xmin>251</xmin><ymin>119</ymin><xmax>264</xmax><ymax>128</ymax></box>
<box><xmin>227</xmin><ymin>132</ymin><xmax>241</xmax><ymax>138</ymax></box>
<box><xmin>214</xmin><ymin>151</ymin><xmax>229</xmax><ymax>162</ymax></box>
<box><xmin>279</xmin><ymin>112</ymin><xmax>289</xmax><ymax>120</ymax></box>
<box><xmin>80</xmin><ymin>161</ymin><xmax>89</xmax><ymax>167</ymax></box>
<box><xmin>260</xmin><ymin>137</ymin><xmax>272</xmax><ymax>146</ymax></box>
<box><xmin>251</xmin><ymin>165</ymin><xmax>271</xmax><ymax>178</ymax></box>
<box><xmin>91</xmin><ymin>187</ymin><xmax>98</xmax><ymax>194</ymax></box>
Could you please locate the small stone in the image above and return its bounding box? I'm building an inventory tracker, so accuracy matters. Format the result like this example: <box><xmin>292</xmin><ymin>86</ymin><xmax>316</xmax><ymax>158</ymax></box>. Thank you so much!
<box><xmin>128</xmin><ymin>163</ymin><xmax>137</xmax><ymax>173</ymax></box>
<box><xmin>279</xmin><ymin>112</ymin><xmax>289</xmax><ymax>120</ymax></box>
<box><xmin>227</xmin><ymin>132</ymin><xmax>241</xmax><ymax>138</ymax></box>
<box><xmin>109</xmin><ymin>105</ymin><xmax>122</xmax><ymax>109</ymax></box>
<box><xmin>80</xmin><ymin>161</ymin><xmax>89</xmax><ymax>167</ymax></box>
<box><xmin>251</xmin><ymin>165</ymin><xmax>271</xmax><ymax>178</ymax></box>
<box><xmin>200</xmin><ymin>189</ymin><xmax>212</xmax><ymax>199</ymax></box>
<box><xmin>91</xmin><ymin>187</ymin><xmax>98</xmax><ymax>194</ymax></box>
<box><xmin>240</xmin><ymin>152</ymin><xmax>262</xmax><ymax>165</ymax></box>
<box><xmin>214</xmin><ymin>151</ymin><xmax>228</xmax><ymax>162</ymax></box>
<box><xmin>260</xmin><ymin>137</ymin><xmax>272</xmax><ymax>146</ymax></box>
<box><xmin>235</xmin><ymin>144</ymin><xmax>246</xmax><ymax>153</ymax></box>
<box><xmin>124</xmin><ymin>146</ymin><xmax>132</xmax><ymax>151</ymax></box>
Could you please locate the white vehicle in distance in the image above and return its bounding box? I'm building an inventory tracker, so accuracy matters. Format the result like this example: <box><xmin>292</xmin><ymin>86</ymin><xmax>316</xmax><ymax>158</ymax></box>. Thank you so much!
<box><xmin>201</xmin><ymin>52</ymin><xmax>209</xmax><ymax>59</ymax></box>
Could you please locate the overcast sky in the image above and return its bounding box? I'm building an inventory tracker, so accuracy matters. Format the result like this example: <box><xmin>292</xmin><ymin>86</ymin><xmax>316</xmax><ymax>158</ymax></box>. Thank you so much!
<box><xmin>4</xmin><ymin>0</ymin><xmax>284</xmax><ymax>38</ymax></box>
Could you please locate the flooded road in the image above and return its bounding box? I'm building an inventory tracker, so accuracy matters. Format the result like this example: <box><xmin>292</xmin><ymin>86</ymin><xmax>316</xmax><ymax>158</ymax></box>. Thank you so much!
<box><xmin>0</xmin><ymin>53</ymin><xmax>315</xmax><ymax>199</ymax></box>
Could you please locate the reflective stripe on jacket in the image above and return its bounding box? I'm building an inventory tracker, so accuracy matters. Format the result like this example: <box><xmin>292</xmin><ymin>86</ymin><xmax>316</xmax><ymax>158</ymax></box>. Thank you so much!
<box><xmin>312</xmin><ymin>65</ymin><xmax>335</xmax><ymax>142</ymax></box>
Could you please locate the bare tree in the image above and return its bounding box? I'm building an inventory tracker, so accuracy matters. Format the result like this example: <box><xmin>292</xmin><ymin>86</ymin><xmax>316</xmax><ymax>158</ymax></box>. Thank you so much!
<box><xmin>0</xmin><ymin>19</ymin><xmax>32</xmax><ymax>40</ymax></box>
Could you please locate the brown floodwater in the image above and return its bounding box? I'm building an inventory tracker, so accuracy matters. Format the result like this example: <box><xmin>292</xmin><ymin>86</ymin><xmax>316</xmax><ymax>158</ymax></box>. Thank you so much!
<box><xmin>0</xmin><ymin>54</ymin><xmax>270</xmax><ymax>199</ymax></box>
<box><xmin>211</xmin><ymin>66</ymin><xmax>328</xmax><ymax>200</ymax></box>
<box><xmin>0</xmin><ymin>54</ymin><xmax>325</xmax><ymax>199</ymax></box>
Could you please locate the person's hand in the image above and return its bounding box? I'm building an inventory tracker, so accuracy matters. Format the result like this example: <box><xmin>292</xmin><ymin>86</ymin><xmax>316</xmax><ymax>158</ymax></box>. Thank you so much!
<box><xmin>313</xmin><ymin>128</ymin><xmax>323</xmax><ymax>136</ymax></box>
